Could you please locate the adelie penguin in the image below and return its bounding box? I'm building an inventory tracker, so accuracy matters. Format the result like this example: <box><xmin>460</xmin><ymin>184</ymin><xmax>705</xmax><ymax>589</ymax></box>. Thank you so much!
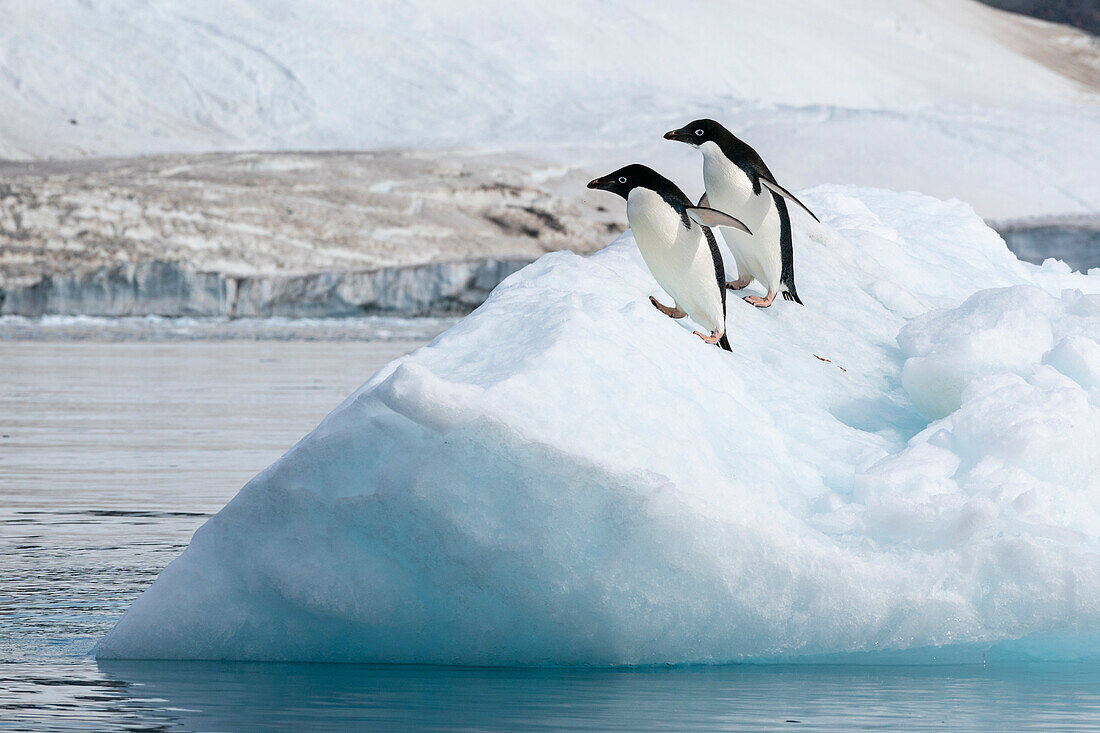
<box><xmin>587</xmin><ymin>164</ymin><xmax>752</xmax><ymax>351</ymax></box>
<box><xmin>665</xmin><ymin>119</ymin><xmax>819</xmax><ymax>308</ymax></box>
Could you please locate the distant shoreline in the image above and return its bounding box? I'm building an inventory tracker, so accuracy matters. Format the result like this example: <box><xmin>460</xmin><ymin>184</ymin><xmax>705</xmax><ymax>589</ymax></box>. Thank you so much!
<box><xmin>3</xmin><ymin>151</ymin><xmax>1096</xmax><ymax>320</ymax></box>
<box><xmin>4</xmin><ymin>220</ymin><xmax>1097</xmax><ymax>320</ymax></box>
<box><xmin>0</xmin><ymin>150</ymin><xmax>616</xmax><ymax>305</ymax></box>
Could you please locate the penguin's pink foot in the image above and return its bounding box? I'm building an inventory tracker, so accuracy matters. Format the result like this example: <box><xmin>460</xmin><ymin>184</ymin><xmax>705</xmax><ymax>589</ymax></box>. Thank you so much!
<box><xmin>726</xmin><ymin>277</ymin><xmax>751</xmax><ymax>290</ymax></box>
<box><xmin>693</xmin><ymin>329</ymin><xmax>720</xmax><ymax>345</ymax></box>
<box><xmin>650</xmin><ymin>296</ymin><xmax>686</xmax><ymax>319</ymax></box>
<box><xmin>744</xmin><ymin>293</ymin><xmax>776</xmax><ymax>308</ymax></box>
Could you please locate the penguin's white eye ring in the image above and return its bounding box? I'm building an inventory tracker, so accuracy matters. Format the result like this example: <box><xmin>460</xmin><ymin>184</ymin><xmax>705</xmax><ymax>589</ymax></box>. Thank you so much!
<box><xmin>618</xmin><ymin>176</ymin><xmax>627</xmax><ymax>183</ymax></box>
<box><xmin>694</xmin><ymin>129</ymin><xmax>703</xmax><ymax>136</ymax></box>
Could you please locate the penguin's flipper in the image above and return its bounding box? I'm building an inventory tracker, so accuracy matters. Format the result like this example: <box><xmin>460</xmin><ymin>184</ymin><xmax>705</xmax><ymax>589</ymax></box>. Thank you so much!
<box><xmin>759</xmin><ymin>178</ymin><xmax>820</xmax><ymax>223</ymax></box>
<box><xmin>697</xmin><ymin>192</ymin><xmax>710</xmax><ymax>208</ymax></box>
<box><xmin>686</xmin><ymin>207</ymin><xmax>752</xmax><ymax>234</ymax></box>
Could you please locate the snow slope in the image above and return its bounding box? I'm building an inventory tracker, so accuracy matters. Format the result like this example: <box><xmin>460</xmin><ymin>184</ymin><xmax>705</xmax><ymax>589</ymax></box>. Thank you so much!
<box><xmin>97</xmin><ymin>185</ymin><xmax>1100</xmax><ymax>665</ymax></box>
<box><xmin>2</xmin><ymin>0</ymin><xmax>1098</xmax><ymax>218</ymax></box>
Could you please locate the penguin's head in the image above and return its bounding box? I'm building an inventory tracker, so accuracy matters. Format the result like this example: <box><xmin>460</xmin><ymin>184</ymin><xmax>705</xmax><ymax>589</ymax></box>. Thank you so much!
<box><xmin>587</xmin><ymin>164</ymin><xmax>665</xmax><ymax>200</ymax></box>
<box><xmin>664</xmin><ymin>118</ymin><xmax>722</xmax><ymax>147</ymax></box>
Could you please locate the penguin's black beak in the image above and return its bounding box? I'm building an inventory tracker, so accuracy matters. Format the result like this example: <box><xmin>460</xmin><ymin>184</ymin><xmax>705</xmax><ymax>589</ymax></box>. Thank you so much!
<box><xmin>587</xmin><ymin>176</ymin><xmax>613</xmax><ymax>191</ymax></box>
<box><xmin>664</xmin><ymin>128</ymin><xmax>688</xmax><ymax>143</ymax></box>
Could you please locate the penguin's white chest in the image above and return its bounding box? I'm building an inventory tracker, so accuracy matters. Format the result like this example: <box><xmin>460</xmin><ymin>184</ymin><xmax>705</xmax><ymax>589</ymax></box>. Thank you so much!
<box><xmin>626</xmin><ymin>188</ymin><xmax>723</xmax><ymax>333</ymax></box>
<box><xmin>701</xmin><ymin>142</ymin><xmax>782</xmax><ymax>292</ymax></box>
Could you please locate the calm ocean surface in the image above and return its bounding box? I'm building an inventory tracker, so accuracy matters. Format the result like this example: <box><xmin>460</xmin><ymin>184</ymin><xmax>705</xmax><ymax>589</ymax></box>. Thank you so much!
<box><xmin>4</xmin><ymin>332</ymin><xmax>1100</xmax><ymax>732</ymax></box>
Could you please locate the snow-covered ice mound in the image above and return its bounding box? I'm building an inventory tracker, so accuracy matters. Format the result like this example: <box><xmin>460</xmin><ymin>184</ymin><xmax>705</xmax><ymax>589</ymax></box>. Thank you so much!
<box><xmin>97</xmin><ymin>186</ymin><xmax>1100</xmax><ymax>665</ymax></box>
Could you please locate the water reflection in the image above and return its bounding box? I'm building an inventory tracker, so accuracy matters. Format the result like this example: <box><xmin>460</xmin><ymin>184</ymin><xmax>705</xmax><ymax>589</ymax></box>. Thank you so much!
<box><xmin>92</xmin><ymin>660</ymin><xmax>1100</xmax><ymax>732</ymax></box>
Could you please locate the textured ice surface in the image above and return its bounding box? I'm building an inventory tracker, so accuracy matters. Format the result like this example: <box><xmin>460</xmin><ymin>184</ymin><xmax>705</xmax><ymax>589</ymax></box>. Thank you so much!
<box><xmin>97</xmin><ymin>186</ymin><xmax>1100</xmax><ymax>664</ymax></box>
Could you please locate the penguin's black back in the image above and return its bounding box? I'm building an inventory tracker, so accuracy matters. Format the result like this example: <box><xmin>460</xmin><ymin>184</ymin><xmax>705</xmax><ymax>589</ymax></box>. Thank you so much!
<box><xmin>703</xmin><ymin>225</ymin><xmax>728</xmax><ymax>321</ymax></box>
<box><xmin>774</xmin><ymin>195</ymin><xmax>802</xmax><ymax>305</ymax></box>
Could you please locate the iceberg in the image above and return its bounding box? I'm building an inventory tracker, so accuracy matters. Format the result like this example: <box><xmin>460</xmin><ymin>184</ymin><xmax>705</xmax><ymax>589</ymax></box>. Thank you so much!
<box><xmin>97</xmin><ymin>186</ymin><xmax>1100</xmax><ymax>665</ymax></box>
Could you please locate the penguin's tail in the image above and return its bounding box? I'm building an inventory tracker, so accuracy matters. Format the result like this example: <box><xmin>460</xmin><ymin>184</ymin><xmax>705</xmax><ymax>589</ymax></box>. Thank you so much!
<box><xmin>782</xmin><ymin>284</ymin><xmax>804</xmax><ymax>306</ymax></box>
<box><xmin>718</xmin><ymin>333</ymin><xmax>732</xmax><ymax>352</ymax></box>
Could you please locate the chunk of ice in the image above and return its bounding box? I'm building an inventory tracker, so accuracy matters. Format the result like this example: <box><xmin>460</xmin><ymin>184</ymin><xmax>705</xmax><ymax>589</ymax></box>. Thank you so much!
<box><xmin>97</xmin><ymin>186</ymin><xmax>1100</xmax><ymax>665</ymax></box>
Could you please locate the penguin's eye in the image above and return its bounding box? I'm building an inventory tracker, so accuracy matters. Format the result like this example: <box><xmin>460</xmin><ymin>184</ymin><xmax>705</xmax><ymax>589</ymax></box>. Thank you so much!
<box><xmin>618</xmin><ymin>176</ymin><xmax>627</xmax><ymax>184</ymax></box>
<box><xmin>694</xmin><ymin>129</ymin><xmax>703</xmax><ymax>136</ymax></box>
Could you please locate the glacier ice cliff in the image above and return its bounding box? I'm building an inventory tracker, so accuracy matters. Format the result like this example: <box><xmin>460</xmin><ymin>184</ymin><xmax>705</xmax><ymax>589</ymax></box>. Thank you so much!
<box><xmin>0</xmin><ymin>258</ymin><xmax>529</xmax><ymax>318</ymax></box>
<box><xmin>96</xmin><ymin>186</ymin><xmax>1100</xmax><ymax>665</ymax></box>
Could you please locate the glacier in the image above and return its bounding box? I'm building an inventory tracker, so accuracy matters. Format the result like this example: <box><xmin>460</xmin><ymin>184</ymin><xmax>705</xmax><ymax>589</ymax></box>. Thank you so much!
<box><xmin>96</xmin><ymin>185</ymin><xmax>1100</xmax><ymax>665</ymax></box>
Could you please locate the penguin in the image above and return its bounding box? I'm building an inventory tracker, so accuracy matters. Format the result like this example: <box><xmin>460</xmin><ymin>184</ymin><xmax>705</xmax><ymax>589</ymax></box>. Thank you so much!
<box><xmin>664</xmin><ymin>119</ymin><xmax>818</xmax><ymax>308</ymax></box>
<box><xmin>587</xmin><ymin>164</ymin><xmax>752</xmax><ymax>351</ymax></box>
